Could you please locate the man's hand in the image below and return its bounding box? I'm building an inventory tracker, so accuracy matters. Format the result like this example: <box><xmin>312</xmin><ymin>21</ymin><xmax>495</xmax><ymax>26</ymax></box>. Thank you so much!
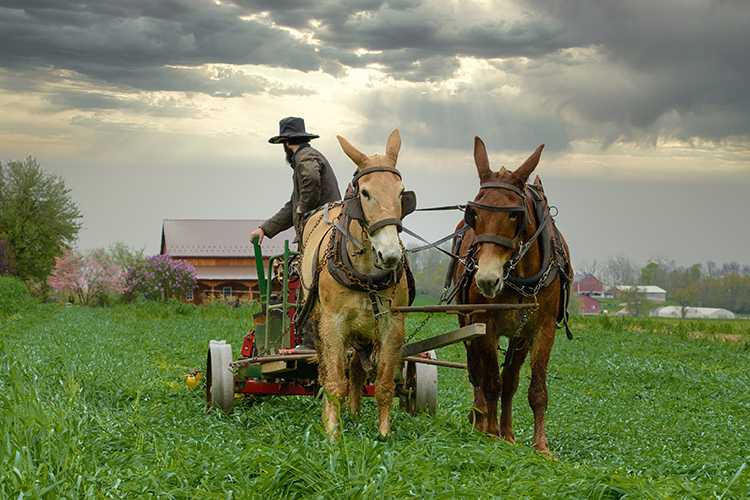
<box><xmin>250</xmin><ymin>227</ymin><xmax>265</xmax><ymax>244</ymax></box>
<box><xmin>296</xmin><ymin>206</ymin><xmax>302</xmax><ymax>213</ymax></box>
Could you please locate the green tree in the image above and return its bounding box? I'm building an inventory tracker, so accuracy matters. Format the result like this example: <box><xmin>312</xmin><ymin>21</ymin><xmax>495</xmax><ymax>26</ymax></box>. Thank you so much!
<box><xmin>620</xmin><ymin>286</ymin><xmax>648</xmax><ymax>317</ymax></box>
<box><xmin>0</xmin><ymin>157</ymin><xmax>82</xmax><ymax>283</ymax></box>
<box><xmin>668</xmin><ymin>264</ymin><xmax>702</xmax><ymax>317</ymax></box>
<box><xmin>640</xmin><ymin>262</ymin><xmax>660</xmax><ymax>286</ymax></box>
<box><xmin>107</xmin><ymin>241</ymin><xmax>146</xmax><ymax>269</ymax></box>
<box><xmin>408</xmin><ymin>245</ymin><xmax>452</xmax><ymax>300</ymax></box>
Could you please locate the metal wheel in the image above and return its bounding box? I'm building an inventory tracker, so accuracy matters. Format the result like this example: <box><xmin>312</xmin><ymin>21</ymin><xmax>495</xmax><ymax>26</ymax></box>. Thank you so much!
<box><xmin>206</xmin><ymin>340</ymin><xmax>235</xmax><ymax>413</ymax></box>
<box><xmin>400</xmin><ymin>350</ymin><xmax>438</xmax><ymax>415</ymax></box>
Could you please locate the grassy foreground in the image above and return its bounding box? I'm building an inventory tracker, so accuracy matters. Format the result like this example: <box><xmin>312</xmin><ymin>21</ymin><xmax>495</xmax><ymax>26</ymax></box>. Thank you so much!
<box><xmin>1</xmin><ymin>301</ymin><xmax>749</xmax><ymax>499</ymax></box>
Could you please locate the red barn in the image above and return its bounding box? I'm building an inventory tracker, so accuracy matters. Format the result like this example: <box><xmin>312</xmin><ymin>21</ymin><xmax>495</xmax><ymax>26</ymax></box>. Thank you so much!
<box><xmin>572</xmin><ymin>274</ymin><xmax>603</xmax><ymax>297</ymax></box>
<box><xmin>578</xmin><ymin>294</ymin><xmax>602</xmax><ymax>315</ymax></box>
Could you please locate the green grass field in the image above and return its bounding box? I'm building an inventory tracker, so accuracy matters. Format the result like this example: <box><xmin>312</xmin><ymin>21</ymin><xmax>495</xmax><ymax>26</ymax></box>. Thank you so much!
<box><xmin>1</xmin><ymin>301</ymin><xmax>749</xmax><ymax>499</ymax></box>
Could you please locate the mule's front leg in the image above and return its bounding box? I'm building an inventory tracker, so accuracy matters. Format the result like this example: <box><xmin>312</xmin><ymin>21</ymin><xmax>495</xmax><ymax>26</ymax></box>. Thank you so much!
<box><xmin>499</xmin><ymin>336</ymin><xmax>529</xmax><ymax>444</ymax></box>
<box><xmin>374</xmin><ymin>322</ymin><xmax>404</xmax><ymax>437</ymax></box>
<box><xmin>466</xmin><ymin>332</ymin><xmax>501</xmax><ymax>437</ymax></box>
<box><xmin>527</xmin><ymin>326</ymin><xmax>555</xmax><ymax>455</ymax></box>
<box><xmin>317</xmin><ymin>316</ymin><xmax>348</xmax><ymax>439</ymax></box>
<box><xmin>348</xmin><ymin>349</ymin><xmax>368</xmax><ymax>417</ymax></box>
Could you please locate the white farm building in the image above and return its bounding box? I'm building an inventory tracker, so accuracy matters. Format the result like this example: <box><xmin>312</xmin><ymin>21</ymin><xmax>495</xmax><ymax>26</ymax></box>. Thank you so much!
<box><xmin>607</xmin><ymin>285</ymin><xmax>667</xmax><ymax>302</ymax></box>
<box><xmin>650</xmin><ymin>306</ymin><xmax>735</xmax><ymax>319</ymax></box>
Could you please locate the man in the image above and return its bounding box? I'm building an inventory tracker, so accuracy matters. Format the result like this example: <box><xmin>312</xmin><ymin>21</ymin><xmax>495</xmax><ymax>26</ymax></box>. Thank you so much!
<box><xmin>250</xmin><ymin>117</ymin><xmax>341</xmax><ymax>246</ymax></box>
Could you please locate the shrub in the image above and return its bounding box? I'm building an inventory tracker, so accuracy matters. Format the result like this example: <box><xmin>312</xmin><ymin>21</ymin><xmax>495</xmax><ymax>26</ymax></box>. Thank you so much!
<box><xmin>125</xmin><ymin>253</ymin><xmax>197</xmax><ymax>302</ymax></box>
<box><xmin>0</xmin><ymin>275</ymin><xmax>34</xmax><ymax>317</ymax></box>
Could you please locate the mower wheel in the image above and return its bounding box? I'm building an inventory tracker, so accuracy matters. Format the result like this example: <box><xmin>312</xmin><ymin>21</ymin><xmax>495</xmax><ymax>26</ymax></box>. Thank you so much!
<box><xmin>206</xmin><ymin>340</ymin><xmax>235</xmax><ymax>414</ymax></box>
<box><xmin>400</xmin><ymin>350</ymin><xmax>437</xmax><ymax>415</ymax></box>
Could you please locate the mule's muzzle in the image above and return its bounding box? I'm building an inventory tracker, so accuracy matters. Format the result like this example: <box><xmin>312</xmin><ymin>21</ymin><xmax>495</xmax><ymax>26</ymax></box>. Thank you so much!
<box><xmin>375</xmin><ymin>246</ymin><xmax>402</xmax><ymax>270</ymax></box>
<box><xmin>475</xmin><ymin>266</ymin><xmax>504</xmax><ymax>298</ymax></box>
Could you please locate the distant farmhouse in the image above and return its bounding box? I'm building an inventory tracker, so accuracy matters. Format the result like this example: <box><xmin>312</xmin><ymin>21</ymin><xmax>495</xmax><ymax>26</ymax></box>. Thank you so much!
<box><xmin>572</xmin><ymin>274</ymin><xmax>604</xmax><ymax>297</ymax></box>
<box><xmin>606</xmin><ymin>285</ymin><xmax>667</xmax><ymax>302</ymax></box>
<box><xmin>650</xmin><ymin>306</ymin><xmax>735</xmax><ymax>319</ymax></box>
<box><xmin>160</xmin><ymin>219</ymin><xmax>295</xmax><ymax>305</ymax></box>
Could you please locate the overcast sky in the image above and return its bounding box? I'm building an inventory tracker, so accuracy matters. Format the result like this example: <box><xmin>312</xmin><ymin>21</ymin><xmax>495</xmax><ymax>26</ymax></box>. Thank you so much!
<box><xmin>1</xmin><ymin>0</ymin><xmax>749</xmax><ymax>271</ymax></box>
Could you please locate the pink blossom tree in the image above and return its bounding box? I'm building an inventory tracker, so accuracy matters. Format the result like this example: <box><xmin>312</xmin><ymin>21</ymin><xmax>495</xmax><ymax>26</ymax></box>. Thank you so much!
<box><xmin>48</xmin><ymin>247</ymin><xmax>126</xmax><ymax>306</ymax></box>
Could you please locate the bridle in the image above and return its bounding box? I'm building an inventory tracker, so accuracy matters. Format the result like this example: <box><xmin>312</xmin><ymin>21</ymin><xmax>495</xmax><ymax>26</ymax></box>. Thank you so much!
<box><xmin>345</xmin><ymin>166</ymin><xmax>417</xmax><ymax>235</ymax></box>
<box><xmin>463</xmin><ymin>180</ymin><xmax>557</xmax><ymax>293</ymax></box>
<box><xmin>464</xmin><ymin>181</ymin><xmax>528</xmax><ymax>250</ymax></box>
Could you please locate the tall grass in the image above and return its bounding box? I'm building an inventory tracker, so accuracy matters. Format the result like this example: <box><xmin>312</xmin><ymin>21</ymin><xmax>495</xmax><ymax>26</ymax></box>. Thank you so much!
<box><xmin>1</xmin><ymin>303</ymin><xmax>748</xmax><ymax>499</ymax></box>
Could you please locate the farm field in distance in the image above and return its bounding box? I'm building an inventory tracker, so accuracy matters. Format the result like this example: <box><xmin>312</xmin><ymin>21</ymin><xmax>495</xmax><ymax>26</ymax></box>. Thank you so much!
<box><xmin>1</xmin><ymin>300</ymin><xmax>749</xmax><ymax>499</ymax></box>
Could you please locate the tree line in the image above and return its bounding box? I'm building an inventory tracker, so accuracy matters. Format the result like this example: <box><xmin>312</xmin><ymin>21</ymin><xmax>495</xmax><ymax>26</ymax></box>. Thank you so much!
<box><xmin>579</xmin><ymin>255</ymin><xmax>750</xmax><ymax>314</ymax></box>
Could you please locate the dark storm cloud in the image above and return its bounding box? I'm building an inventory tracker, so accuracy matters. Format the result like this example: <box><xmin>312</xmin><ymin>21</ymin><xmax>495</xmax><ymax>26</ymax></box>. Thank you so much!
<box><xmin>345</xmin><ymin>87</ymin><xmax>570</xmax><ymax>154</ymax></box>
<box><xmin>0</xmin><ymin>0</ymin><xmax>322</xmax><ymax>92</ymax></box>
<box><xmin>231</xmin><ymin>0</ymin><xmax>750</xmax><ymax>144</ymax></box>
<box><xmin>520</xmin><ymin>0</ymin><xmax>750</xmax><ymax>140</ymax></box>
<box><xmin>2</xmin><ymin>0</ymin><xmax>749</xmax><ymax>148</ymax></box>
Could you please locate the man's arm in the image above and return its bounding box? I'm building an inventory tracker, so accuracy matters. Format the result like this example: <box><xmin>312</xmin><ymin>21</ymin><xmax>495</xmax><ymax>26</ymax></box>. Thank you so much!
<box><xmin>259</xmin><ymin>198</ymin><xmax>294</xmax><ymax>239</ymax></box>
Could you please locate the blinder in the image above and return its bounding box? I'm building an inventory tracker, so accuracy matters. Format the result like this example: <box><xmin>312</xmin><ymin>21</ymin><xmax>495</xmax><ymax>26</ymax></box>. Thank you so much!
<box><xmin>465</xmin><ymin>182</ymin><xmax>528</xmax><ymax>249</ymax></box>
<box><xmin>345</xmin><ymin>166</ymin><xmax>417</xmax><ymax>235</ymax></box>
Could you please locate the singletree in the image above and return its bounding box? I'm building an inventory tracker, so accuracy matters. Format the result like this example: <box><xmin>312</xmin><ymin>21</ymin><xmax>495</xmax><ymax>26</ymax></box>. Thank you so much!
<box><xmin>0</xmin><ymin>157</ymin><xmax>82</xmax><ymax>283</ymax></box>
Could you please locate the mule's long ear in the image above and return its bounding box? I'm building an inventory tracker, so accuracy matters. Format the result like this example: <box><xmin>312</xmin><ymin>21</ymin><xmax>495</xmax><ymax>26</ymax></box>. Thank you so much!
<box><xmin>337</xmin><ymin>135</ymin><xmax>368</xmax><ymax>169</ymax></box>
<box><xmin>474</xmin><ymin>136</ymin><xmax>493</xmax><ymax>183</ymax></box>
<box><xmin>385</xmin><ymin>129</ymin><xmax>401</xmax><ymax>165</ymax></box>
<box><xmin>513</xmin><ymin>144</ymin><xmax>544</xmax><ymax>184</ymax></box>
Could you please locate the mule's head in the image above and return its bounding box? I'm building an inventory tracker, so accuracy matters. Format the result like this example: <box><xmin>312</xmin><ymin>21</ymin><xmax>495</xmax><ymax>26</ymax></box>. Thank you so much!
<box><xmin>467</xmin><ymin>137</ymin><xmax>544</xmax><ymax>298</ymax></box>
<box><xmin>337</xmin><ymin>129</ymin><xmax>415</xmax><ymax>270</ymax></box>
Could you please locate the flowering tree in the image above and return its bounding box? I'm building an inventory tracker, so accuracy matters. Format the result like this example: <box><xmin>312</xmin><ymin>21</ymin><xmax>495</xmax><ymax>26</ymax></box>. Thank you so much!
<box><xmin>48</xmin><ymin>247</ymin><xmax>126</xmax><ymax>306</ymax></box>
<box><xmin>125</xmin><ymin>253</ymin><xmax>197</xmax><ymax>302</ymax></box>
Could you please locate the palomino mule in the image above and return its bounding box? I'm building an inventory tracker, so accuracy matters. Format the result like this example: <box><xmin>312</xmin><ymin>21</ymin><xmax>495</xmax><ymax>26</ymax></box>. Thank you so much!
<box><xmin>299</xmin><ymin>129</ymin><xmax>415</xmax><ymax>438</ymax></box>
<box><xmin>452</xmin><ymin>137</ymin><xmax>572</xmax><ymax>455</ymax></box>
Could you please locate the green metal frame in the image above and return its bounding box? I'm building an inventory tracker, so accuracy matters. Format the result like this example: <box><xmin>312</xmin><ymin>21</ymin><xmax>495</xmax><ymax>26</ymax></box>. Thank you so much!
<box><xmin>252</xmin><ymin>237</ymin><xmax>299</xmax><ymax>355</ymax></box>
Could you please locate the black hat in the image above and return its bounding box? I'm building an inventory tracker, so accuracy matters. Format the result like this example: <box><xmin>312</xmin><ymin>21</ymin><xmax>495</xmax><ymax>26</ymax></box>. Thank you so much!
<box><xmin>268</xmin><ymin>117</ymin><xmax>320</xmax><ymax>144</ymax></box>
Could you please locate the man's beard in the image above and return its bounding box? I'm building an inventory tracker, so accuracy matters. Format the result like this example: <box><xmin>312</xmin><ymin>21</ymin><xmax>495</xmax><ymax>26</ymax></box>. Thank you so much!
<box><xmin>284</xmin><ymin>144</ymin><xmax>294</xmax><ymax>165</ymax></box>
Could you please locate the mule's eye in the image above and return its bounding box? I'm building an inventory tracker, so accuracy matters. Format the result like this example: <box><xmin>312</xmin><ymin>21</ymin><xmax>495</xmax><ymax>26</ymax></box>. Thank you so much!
<box><xmin>509</xmin><ymin>213</ymin><xmax>518</xmax><ymax>220</ymax></box>
<box><xmin>361</xmin><ymin>189</ymin><xmax>371</xmax><ymax>200</ymax></box>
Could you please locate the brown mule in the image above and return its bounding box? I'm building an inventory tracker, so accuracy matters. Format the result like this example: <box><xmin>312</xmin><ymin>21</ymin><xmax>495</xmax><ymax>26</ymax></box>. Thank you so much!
<box><xmin>452</xmin><ymin>137</ymin><xmax>573</xmax><ymax>455</ymax></box>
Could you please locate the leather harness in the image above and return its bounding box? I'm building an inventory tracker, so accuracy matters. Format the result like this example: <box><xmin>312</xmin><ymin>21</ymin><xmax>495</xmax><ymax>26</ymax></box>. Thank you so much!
<box><xmin>294</xmin><ymin>166</ymin><xmax>417</xmax><ymax>332</ymax></box>
<box><xmin>455</xmin><ymin>181</ymin><xmax>574</xmax><ymax>341</ymax></box>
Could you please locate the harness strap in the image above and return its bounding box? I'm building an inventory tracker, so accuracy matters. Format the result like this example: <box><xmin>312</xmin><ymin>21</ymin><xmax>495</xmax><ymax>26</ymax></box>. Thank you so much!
<box><xmin>327</xmin><ymin>209</ymin><xmax>404</xmax><ymax>293</ymax></box>
<box><xmin>473</xmin><ymin>233</ymin><xmax>517</xmax><ymax>250</ymax></box>
<box><xmin>352</xmin><ymin>166</ymin><xmax>401</xmax><ymax>188</ymax></box>
<box><xmin>367</xmin><ymin>217</ymin><xmax>402</xmax><ymax>234</ymax></box>
<box><xmin>326</xmin><ymin>201</ymin><xmax>364</xmax><ymax>251</ymax></box>
<box><xmin>479</xmin><ymin>181</ymin><xmax>525</xmax><ymax>197</ymax></box>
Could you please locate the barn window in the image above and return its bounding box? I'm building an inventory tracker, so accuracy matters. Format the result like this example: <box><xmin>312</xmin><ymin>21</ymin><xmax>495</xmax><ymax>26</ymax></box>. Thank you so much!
<box><xmin>186</xmin><ymin>290</ymin><xmax>193</xmax><ymax>301</ymax></box>
<box><xmin>223</xmin><ymin>287</ymin><xmax>232</xmax><ymax>298</ymax></box>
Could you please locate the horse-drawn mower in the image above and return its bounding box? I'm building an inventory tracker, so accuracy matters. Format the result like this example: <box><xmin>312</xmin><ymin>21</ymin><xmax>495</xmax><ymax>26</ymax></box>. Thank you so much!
<box><xmin>205</xmin><ymin>237</ymin><xmax>506</xmax><ymax>416</ymax></box>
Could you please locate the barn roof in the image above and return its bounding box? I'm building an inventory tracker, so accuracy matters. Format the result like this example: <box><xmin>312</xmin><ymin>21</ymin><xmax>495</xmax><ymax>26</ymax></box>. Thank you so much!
<box><xmin>160</xmin><ymin>219</ymin><xmax>296</xmax><ymax>258</ymax></box>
